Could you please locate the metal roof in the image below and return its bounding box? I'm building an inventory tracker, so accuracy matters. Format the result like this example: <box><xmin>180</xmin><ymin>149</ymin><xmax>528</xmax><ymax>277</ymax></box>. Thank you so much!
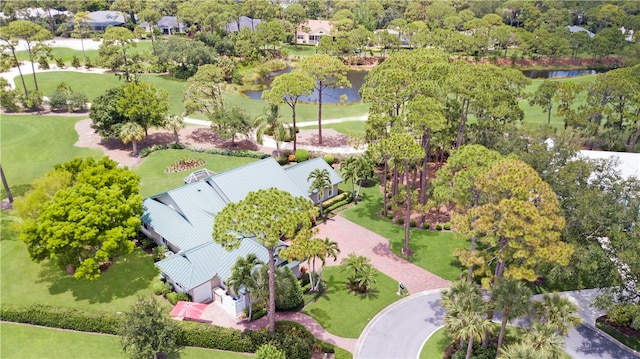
<box><xmin>285</xmin><ymin>158</ymin><xmax>343</xmax><ymax>195</ymax></box>
<box><xmin>155</xmin><ymin>239</ymin><xmax>270</xmax><ymax>291</ymax></box>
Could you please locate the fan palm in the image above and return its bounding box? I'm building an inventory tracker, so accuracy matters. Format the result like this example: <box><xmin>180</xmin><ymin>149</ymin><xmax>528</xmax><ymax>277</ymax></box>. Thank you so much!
<box><xmin>307</xmin><ymin>168</ymin><xmax>332</xmax><ymax>221</ymax></box>
<box><xmin>253</xmin><ymin>104</ymin><xmax>291</xmax><ymax>156</ymax></box>
<box><xmin>311</xmin><ymin>237</ymin><xmax>340</xmax><ymax>291</ymax></box>
<box><xmin>522</xmin><ymin>321</ymin><xmax>566</xmax><ymax>359</ymax></box>
<box><xmin>164</xmin><ymin>114</ymin><xmax>185</xmax><ymax>144</ymax></box>
<box><xmin>491</xmin><ymin>278</ymin><xmax>533</xmax><ymax>350</ymax></box>
<box><xmin>227</xmin><ymin>254</ymin><xmax>263</xmax><ymax>321</ymax></box>
<box><xmin>119</xmin><ymin>122</ymin><xmax>145</xmax><ymax>156</ymax></box>
<box><xmin>500</xmin><ymin>342</ymin><xmax>546</xmax><ymax>359</ymax></box>
<box><xmin>533</xmin><ymin>293</ymin><xmax>582</xmax><ymax>336</ymax></box>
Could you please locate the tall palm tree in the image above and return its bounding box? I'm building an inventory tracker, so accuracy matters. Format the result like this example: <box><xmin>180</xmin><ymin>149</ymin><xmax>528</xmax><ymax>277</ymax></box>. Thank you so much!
<box><xmin>164</xmin><ymin>114</ymin><xmax>185</xmax><ymax>144</ymax></box>
<box><xmin>340</xmin><ymin>156</ymin><xmax>357</xmax><ymax>200</ymax></box>
<box><xmin>307</xmin><ymin>168</ymin><xmax>332</xmax><ymax>221</ymax></box>
<box><xmin>533</xmin><ymin>293</ymin><xmax>582</xmax><ymax>336</ymax></box>
<box><xmin>253</xmin><ymin>104</ymin><xmax>291</xmax><ymax>156</ymax></box>
<box><xmin>227</xmin><ymin>254</ymin><xmax>263</xmax><ymax>321</ymax></box>
<box><xmin>491</xmin><ymin>278</ymin><xmax>533</xmax><ymax>351</ymax></box>
<box><xmin>441</xmin><ymin>280</ymin><xmax>492</xmax><ymax>359</ymax></box>
<box><xmin>311</xmin><ymin>237</ymin><xmax>340</xmax><ymax>292</ymax></box>
<box><xmin>522</xmin><ymin>321</ymin><xmax>566</xmax><ymax>359</ymax></box>
<box><xmin>119</xmin><ymin>122</ymin><xmax>145</xmax><ymax>156</ymax></box>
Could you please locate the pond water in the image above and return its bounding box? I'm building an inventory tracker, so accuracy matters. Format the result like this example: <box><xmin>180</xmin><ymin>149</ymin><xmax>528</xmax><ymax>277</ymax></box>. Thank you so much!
<box><xmin>244</xmin><ymin>68</ymin><xmax>368</xmax><ymax>104</ymax></box>
<box><xmin>244</xmin><ymin>67</ymin><xmax>608</xmax><ymax>103</ymax></box>
<box><xmin>520</xmin><ymin>68</ymin><xmax>608</xmax><ymax>79</ymax></box>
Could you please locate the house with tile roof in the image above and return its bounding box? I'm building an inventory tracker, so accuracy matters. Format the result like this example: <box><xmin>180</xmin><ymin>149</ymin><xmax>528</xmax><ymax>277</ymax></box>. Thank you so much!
<box><xmin>296</xmin><ymin>19</ymin><xmax>333</xmax><ymax>45</ymax></box>
<box><xmin>141</xmin><ymin>157</ymin><xmax>342</xmax><ymax>316</ymax></box>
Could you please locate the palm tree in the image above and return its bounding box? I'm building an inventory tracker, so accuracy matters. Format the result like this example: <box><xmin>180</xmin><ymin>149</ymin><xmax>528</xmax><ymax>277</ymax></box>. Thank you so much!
<box><xmin>119</xmin><ymin>122</ymin><xmax>145</xmax><ymax>156</ymax></box>
<box><xmin>352</xmin><ymin>154</ymin><xmax>376</xmax><ymax>204</ymax></box>
<box><xmin>310</xmin><ymin>237</ymin><xmax>340</xmax><ymax>292</ymax></box>
<box><xmin>491</xmin><ymin>278</ymin><xmax>533</xmax><ymax>351</ymax></box>
<box><xmin>353</xmin><ymin>264</ymin><xmax>378</xmax><ymax>293</ymax></box>
<box><xmin>340</xmin><ymin>156</ymin><xmax>357</xmax><ymax>200</ymax></box>
<box><xmin>307</xmin><ymin>168</ymin><xmax>332</xmax><ymax>221</ymax></box>
<box><xmin>342</xmin><ymin>253</ymin><xmax>374</xmax><ymax>292</ymax></box>
<box><xmin>227</xmin><ymin>254</ymin><xmax>263</xmax><ymax>321</ymax></box>
<box><xmin>441</xmin><ymin>280</ymin><xmax>492</xmax><ymax>359</ymax></box>
<box><xmin>522</xmin><ymin>321</ymin><xmax>566</xmax><ymax>359</ymax></box>
<box><xmin>164</xmin><ymin>114</ymin><xmax>185</xmax><ymax>144</ymax></box>
<box><xmin>500</xmin><ymin>342</ymin><xmax>546</xmax><ymax>359</ymax></box>
<box><xmin>533</xmin><ymin>293</ymin><xmax>582</xmax><ymax>336</ymax></box>
<box><xmin>253</xmin><ymin>104</ymin><xmax>291</xmax><ymax>156</ymax></box>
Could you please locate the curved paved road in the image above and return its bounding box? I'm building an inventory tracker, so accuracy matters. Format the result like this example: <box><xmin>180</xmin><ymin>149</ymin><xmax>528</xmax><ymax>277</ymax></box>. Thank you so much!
<box><xmin>356</xmin><ymin>289</ymin><xmax>640</xmax><ymax>359</ymax></box>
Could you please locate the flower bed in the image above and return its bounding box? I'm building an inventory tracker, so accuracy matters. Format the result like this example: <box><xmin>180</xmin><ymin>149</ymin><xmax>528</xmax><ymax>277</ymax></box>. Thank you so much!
<box><xmin>164</xmin><ymin>158</ymin><xmax>205</xmax><ymax>173</ymax></box>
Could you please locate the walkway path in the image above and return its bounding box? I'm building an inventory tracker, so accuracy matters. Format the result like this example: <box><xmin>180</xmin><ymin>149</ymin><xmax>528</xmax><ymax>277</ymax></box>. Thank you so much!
<box><xmin>200</xmin><ymin>214</ymin><xmax>451</xmax><ymax>354</ymax></box>
<box><xmin>356</xmin><ymin>288</ymin><xmax>640</xmax><ymax>359</ymax></box>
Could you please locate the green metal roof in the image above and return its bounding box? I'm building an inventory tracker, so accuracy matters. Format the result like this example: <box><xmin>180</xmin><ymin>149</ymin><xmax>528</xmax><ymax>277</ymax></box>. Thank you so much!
<box><xmin>155</xmin><ymin>238</ymin><xmax>270</xmax><ymax>291</ymax></box>
<box><xmin>285</xmin><ymin>158</ymin><xmax>344</xmax><ymax>195</ymax></box>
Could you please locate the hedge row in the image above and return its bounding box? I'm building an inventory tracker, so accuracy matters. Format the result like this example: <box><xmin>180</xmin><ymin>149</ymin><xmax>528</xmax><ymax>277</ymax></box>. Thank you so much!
<box><xmin>138</xmin><ymin>143</ymin><xmax>270</xmax><ymax>160</ymax></box>
<box><xmin>321</xmin><ymin>192</ymin><xmax>353</xmax><ymax>211</ymax></box>
<box><xmin>0</xmin><ymin>304</ymin><xmax>121</xmax><ymax>335</ymax></box>
<box><xmin>0</xmin><ymin>304</ymin><xmax>337</xmax><ymax>359</ymax></box>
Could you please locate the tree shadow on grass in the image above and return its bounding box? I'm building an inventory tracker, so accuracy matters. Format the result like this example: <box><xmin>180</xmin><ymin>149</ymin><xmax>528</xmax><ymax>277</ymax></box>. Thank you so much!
<box><xmin>37</xmin><ymin>249</ymin><xmax>156</xmax><ymax>304</ymax></box>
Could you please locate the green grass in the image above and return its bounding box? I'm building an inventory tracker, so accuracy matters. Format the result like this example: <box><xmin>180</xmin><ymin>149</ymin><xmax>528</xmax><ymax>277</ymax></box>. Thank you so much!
<box><xmin>596</xmin><ymin>321</ymin><xmax>640</xmax><ymax>352</ymax></box>
<box><xmin>340</xmin><ymin>181</ymin><xmax>468</xmax><ymax>281</ymax></box>
<box><xmin>0</xmin><ymin>322</ymin><xmax>254</xmax><ymax>359</ymax></box>
<box><xmin>419</xmin><ymin>326</ymin><xmax>450</xmax><ymax>359</ymax></box>
<box><xmin>14</xmin><ymin>40</ymin><xmax>154</xmax><ymax>66</ymax></box>
<box><xmin>133</xmin><ymin>150</ymin><xmax>258</xmax><ymax>197</ymax></box>
<box><xmin>282</xmin><ymin>44</ymin><xmax>318</xmax><ymax>58</ymax></box>
<box><xmin>0</xmin><ymin>115</ymin><xmax>103</xmax><ymax>196</ymax></box>
<box><xmin>303</xmin><ymin>120</ymin><xmax>366</xmax><ymax>137</ymax></box>
<box><xmin>1</xmin><ymin>210</ymin><xmax>159</xmax><ymax>312</ymax></box>
<box><xmin>302</xmin><ymin>265</ymin><xmax>401</xmax><ymax>338</ymax></box>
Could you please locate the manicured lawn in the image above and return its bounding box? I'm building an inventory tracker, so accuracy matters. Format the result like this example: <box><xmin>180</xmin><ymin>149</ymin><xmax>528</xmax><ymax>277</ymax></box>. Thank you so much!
<box><xmin>302</xmin><ymin>265</ymin><xmax>401</xmax><ymax>338</ymax></box>
<box><xmin>302</xmin><ymin>120</ymin><xmax>366</xmax><ymax>137</ymax></box>
<box><xmin>0</xmin><ymin>322</ymin><xmax>254</xmax><ymax>359</ymax></box>
<box><xmin>14</xmin><ymin>40</ymin><xmax>153</xmax><ymax>65</ymax></box>
<box><xmin>282</xmin><ymin>44</ymin><xmax>318</xmax><ymax>58</ymax></box>
<box><xmin>419</xmin><ymin>326</ymin><xmax>449</xmax><ymax>359</ymax></box>
<box><xmin>133</xmin><ymin>149</ymin><xmax>258</xmax><ymax>197</ymax></box>
<box><xmin>340</xmin><ymin>182</ymin><xmax>468</xmax><ymax>282</ymax></box>
<box><xmin>1</xmin><ymin>211</ymin><xmax>158</xmax><ymax>312</ymax></box>
<box><xmin>0</xmin><ymin>115</ymin><xmax>102</xmax><ymax>197</ymax></box>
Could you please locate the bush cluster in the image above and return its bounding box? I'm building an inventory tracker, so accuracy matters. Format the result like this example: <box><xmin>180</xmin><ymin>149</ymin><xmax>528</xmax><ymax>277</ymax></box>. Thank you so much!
<box><xmin>423</xmin><ymin>222</ymin><xmax>430</xmax><ymax>229</ymax></box>
<box><xmin>294</xmin><ymin>149</ymin><xmax>310</xmax><ymax>162</ymax></box>
<box><xmin>166</xmin><ymin>291</ymin><xmax>190</xmax><ymax>305</ymax></box>
<box><xmin>323</xmin><ymin>192</ymin><xmax>353</xmax><ymax>213</ymax></box>
<box><xmin>0</xmin><ymin>304</ymin><xmax>121</xmax><ymax>335</ymax></box>
<box><xmin>0</xmin><ymin>304</ymin><xmax>340</xmax><ymax>359</ymax></box>
<box><xmin>606</xmin><ymin>303</ymin><xmax>640</xmax><ymax>328</ymax></box>
<box><xmin>138</xmin><ymin>143</ymin><xmax>270</xmax><ymax>159</ymax></box>
<box><xmin>323</xmin><ymin>154</ymin><xmax>334</xmax><ymax>165</ymax></box>
<box><xmin>321</xmin><ymin>192</ymin><xmax>351</xmax><ymax>211</ymax></box>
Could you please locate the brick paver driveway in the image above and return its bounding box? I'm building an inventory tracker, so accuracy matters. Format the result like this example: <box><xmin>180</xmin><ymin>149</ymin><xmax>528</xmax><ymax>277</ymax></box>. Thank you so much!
<box><xmin>314</xmin><ymin>215</ymin><xmax>451</xmax><ymax>293</ymax></box>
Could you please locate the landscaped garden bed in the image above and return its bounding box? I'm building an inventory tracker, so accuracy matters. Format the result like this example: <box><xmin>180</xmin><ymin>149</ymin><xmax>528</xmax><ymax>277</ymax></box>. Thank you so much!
<box><xmin>596</xmin><ymin>316</ymin><xmax>640</xmax><ymax>351</ymax></box>
<box><xmin>164</xmin><ymin>157</ymin><xmax>206</xmax><ymax>173</ymax></box>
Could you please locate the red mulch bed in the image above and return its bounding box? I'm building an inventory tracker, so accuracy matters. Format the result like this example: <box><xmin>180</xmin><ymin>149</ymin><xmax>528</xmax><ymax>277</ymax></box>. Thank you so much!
<box><xmin>596</xmin><ymin>315</ymin><xmax>640</xmax><ymax>339</ymax></box>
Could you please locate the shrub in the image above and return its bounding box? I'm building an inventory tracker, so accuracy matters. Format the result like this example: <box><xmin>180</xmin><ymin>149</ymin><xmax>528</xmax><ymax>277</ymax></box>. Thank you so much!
<box><xmin>299</xmin><ymin>272</ymin><xmax>310</xmax><ymax>287</ymax></box>
<box><xmin>410</xmin><ymin>220</ymin><xmax>416</xmax><ymax>227</ymax></box>
<box><xmin>323</xmin><ymin>154</ymin><xmax>334</xmax><ymax>165</ymax></box>
<box><xmin>48</xmin><ymin>90</ymin><xmax>68</xmax><ymax>111</ymax></box>
<box><xmin>397</xmin><ymin>217</ymin><xmax>404</xmax><ymax>225</ymax></box>
<box><xmin>37</xmin><ymin>56</ymin><xmax>50</xmax><ymax>70</ymax></box>
<box><xmin>68</xmin><ymin>92</ymin><xmax>88</xmax><ymax>111</ymax></box>
<box><xmin>250</xmin><ymin>307</ymin><xmax>267</xmax><ymax>321</ymax></box>
<box><xmin>321</xmin><ymin>192</ymin><xmax>352</xmax><ymax>211</ymax></box>
<box><xmin>71</xmin><ymin>56</ymin><xmax>81</xmax><ymax>69</ymax></box>
<box><xmin>0</xmin><ymin>79</ymin><xmax>20</xmax><ymax>112</ymax></box>
<box><xmin>56</xmin><ymin>57</ymin><xmax>65</xmax><ymax>68</ymax></box>
<box><xmin>138</xmin><ymin>144</ymin><xmax>269</xmax><ymax>159</ymax></box>
<box><xmin>166</xmin><ymin>291</ymin><xmax>189</xmax><ymax>305</ymax></box>
<box><xmin>0</xmin><ymin>304</ymin><xmax>121</xmax><ymax>335</ymax></box>
<box><xmin>256</xmin><ymin>343</ymin><xmax>286</xmax><ymax>359</ymax></box>
<box><xmin>288</xmin><ymin>154</ymin><xmax>297</xmax><ymax>162</ymax></box>
<box><xmin>607</xmin><ymin>304</ymin><xmax>640</xmax><ymax>327</ymax></box>
<box><xmin>423</xmin><ymin>222</ymin><xmax>430</xmax><ymax>229</ymax></box>
<box><xmin>275</xmin><ymin>156</ymin><xmax>289</xmax><ymax>165</ymax></box>
<box><xmin>294</xmin><ymin>149</ymin><xmax>309</xmax><ymax>162</ymax></box>
<box><xmin>386</xmin><ymin>213</ymin><xmax>393</xmax><ymax>219</ymax></box>
<box><xmin>153</xmin><ymin>281</ymin><xmax>172</xmax><ymax>296</ymax></box>
<box><xmin>22</xmin><ymin>90</ymin><xmax>43</xmax><ymax>110</ymax></box>
<box><xmin>84</xmin><ymin>57</ymin><xmax>93</xmax><ymax>70</ymax></box>
<box><xmin>275</xmin><ymin>267</ymin><xmax>303</xmax><ymax>310</ymax></box>
<box><xmin>152</xmin><ymin>245</ymin><xmax>168</xmax><ymax>262</ymax></box>
<box><xmin>436</xmin><ymin>224</ymin><xmax>442</xmax><ymax>231</ymax></box>
<box><xmin>176</xmin><ymin>321</ymin><xmax>256</xmax><ymax>352</ymax></box>
<box><xmin>444</xmin><ymin>223</ymin><xmax>451</xmax><ymax>230</ymax></box>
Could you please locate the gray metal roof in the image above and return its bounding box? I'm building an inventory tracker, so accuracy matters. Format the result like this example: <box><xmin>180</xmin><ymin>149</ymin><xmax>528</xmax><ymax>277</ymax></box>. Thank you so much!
<box><xmin>285</xmin><ymin>158</ymin><xmax>343</xmax><ymax>195</ymax></box>
<box><xmin>207</xmin><ymin>157</ymin><xmax>309</xmax><ymax>203</ymax></box>
<box><xmin>225</xmin><ymin>16</ymin><xmax>262</xmax><ymax>32</ymax></box>
<box><xmin>155</xmin><ymin>239</ymin><xmax>269</xmax><ymax>291</ymax></box>
<box><xmin>86</xmin><ymin>11</ymin><xmax>125</xmax><ymax>26</ymax></box>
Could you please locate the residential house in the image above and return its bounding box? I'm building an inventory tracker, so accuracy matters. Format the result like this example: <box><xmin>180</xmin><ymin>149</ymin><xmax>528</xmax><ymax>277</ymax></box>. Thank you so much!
<box><xmin>225</xmin><ymin>16</ymin><xmax>261</xmax><ymax>32</ymax></box>
<box><xmin>140</xmin><ymin>16</ymin><xmax>186</xmax><ymax>35</ymax></box>
<box><xmin>296</xmin><ymin>19</ymin><xmax>333</xmax><ymax>45</ymax></box>
<box><xmin>141</xmin><ymin>157</ymin><xmax>343</xmax><ymax>316</ymax></box>
<box><xmin>83</xmin><ymin>11</ymin><xmax>126</xmax><ymax>31</ymax></box>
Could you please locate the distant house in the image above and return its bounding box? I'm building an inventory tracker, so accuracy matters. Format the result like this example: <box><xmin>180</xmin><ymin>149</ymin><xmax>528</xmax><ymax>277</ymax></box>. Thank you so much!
<box><xmin>141</xmin><ymin>157</ymin><xmax>342</xmax><ymax>316</ymax></box>
<box><xmin>83</xmin><ymin>11</ymin><xmax>126</xmax><ymax>31</ymax></box>
<box><xmin>140</xmin><ymin>16</ymin><xmax>186</xmax><ymax>35</ymax></box>
<box><xmin>296</xmin><ymin>19</ymin><xmax>333</xmax><ymax>45</ymax></box>
<box><xmin>566</xmin><ymin>25</ymin><xmax>595</xmax><ymax>38</ymax></box>
<box><xmin>14</xmin><ymin>7</ymin><xmax>69</xmax><ymax>19</ymax></box>
<box><xmin>225</xmin><ymin>16</ymin><xmax>261</xmax><ymax>32</ymax></box>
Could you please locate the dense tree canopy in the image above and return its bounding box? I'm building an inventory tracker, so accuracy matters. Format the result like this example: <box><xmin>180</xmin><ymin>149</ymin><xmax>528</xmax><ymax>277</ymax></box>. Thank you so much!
<box><xmin>14</xmin><ymin>157</ymin><xmax>142</xmax><ymax>280</ymax></box>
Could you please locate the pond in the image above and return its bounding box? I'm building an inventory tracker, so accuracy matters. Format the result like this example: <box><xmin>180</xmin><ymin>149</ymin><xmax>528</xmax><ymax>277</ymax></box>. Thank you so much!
<box><xmin>244</xmin><ymin>68</ymin><xmax>369</xmax><ymax>104</ymax></box>
<box><xmin>521</xmin><ymin>68</ymin><xmax>609</xmax><ymax>79</ymax></box>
